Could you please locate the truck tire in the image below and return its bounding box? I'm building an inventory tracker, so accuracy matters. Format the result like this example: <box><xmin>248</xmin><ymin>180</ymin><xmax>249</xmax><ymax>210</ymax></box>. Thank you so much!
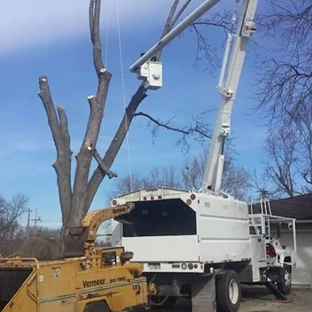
<box><xmin>84</xmin><ymin>301</ymin><xmax>110</xmax><ymax>312</ymax></box>
<box><xmin>277</xmin><ymin>265</ymin><xmax>292</xmax><ymax>295</ymax></box>
<box><xmin>150</xmin><ymin>295</ymin><xmax>177</xmax><ymax>309</ymax></box>
<box><xmin>216</xmin><ymin>270</ymin><xmax>241</xmax><ymax>312</ymax></box>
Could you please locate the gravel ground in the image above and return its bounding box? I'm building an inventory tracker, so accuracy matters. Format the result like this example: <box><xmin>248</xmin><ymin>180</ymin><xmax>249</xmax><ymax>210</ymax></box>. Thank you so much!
<box><xmin>239</xmin><ymin>286</ymin><xmax>312</xmax><ymax>312</ymax></box>
<box><xmin>145</xmin><ymin>286</ymin><xmax>312</xmax><ymax>312</ymax></box>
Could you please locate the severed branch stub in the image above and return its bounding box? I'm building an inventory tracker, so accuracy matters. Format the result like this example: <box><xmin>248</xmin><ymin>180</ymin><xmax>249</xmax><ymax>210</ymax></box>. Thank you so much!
<box><xmin>93</xmin><ymin>149</ymin><xmax>117</xmax><ymax>179</ymax></box>
<box><xmin>87</xmin><ymin>95</ymin><xmax>97</xmax><ymax>107</ymax></box>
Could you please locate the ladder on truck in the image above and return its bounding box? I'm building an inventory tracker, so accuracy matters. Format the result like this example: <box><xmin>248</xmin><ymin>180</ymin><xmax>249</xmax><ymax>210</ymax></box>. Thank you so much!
<box><xmin>249</xmin><ymin>198</ymin><xmax>288</xmax><ymax>301</ymax></box>
<box><xmin>249</xmin><ymin>197</ymin><xmax>273</xmax><ymax>237</ymax></box>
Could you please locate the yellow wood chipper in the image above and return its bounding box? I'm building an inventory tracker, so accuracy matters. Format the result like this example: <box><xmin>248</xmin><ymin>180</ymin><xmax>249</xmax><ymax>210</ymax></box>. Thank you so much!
<box><xmin>0</xmin><ymin>204</ymin><xmax>150</xmax><ymax>312</ymax></box>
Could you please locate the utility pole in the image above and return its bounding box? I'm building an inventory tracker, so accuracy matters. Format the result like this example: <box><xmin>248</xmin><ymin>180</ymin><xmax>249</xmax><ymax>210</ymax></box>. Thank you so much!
<box><xmin>31</xmin><ymin>209</ymin><xmax>42</xmax><ymax>229</ymax></box>
<box><xmin>26</xmin><ymin>207</ymin><xmax>33</xmax><ymax>236</ymax></box>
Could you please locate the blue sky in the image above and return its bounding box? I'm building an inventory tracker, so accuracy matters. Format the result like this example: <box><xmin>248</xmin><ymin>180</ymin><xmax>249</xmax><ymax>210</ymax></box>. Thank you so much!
<box><xmin>0</xmin><ymin>0</ymin><xmax>268</xmax><ymax>228</ymax></box>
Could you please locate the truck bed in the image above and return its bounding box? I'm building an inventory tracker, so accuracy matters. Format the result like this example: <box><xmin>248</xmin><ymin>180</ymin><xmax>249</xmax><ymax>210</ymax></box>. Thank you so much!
<box><xmin>114</xmin><ymin>188</ymin><xmax>252</xmax><ymax>271</ymax></box>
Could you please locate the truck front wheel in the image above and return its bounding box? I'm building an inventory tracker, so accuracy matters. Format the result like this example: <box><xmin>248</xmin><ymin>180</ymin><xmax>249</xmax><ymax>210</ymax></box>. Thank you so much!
<box><xmin>277</xmin><ymin>265</ymin><xmax>292</xmax><ymax>295</ymax></box>
<box><xmin>216</xmin><ymin>270</ymin><xmax>241</xmax><ymax>312</ymax></box>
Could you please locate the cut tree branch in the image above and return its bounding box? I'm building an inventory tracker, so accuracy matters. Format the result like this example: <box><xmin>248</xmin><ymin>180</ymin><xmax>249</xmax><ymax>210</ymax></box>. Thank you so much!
<box><xmin>93</xmin><ymin>149</ymin><xmax>117</xmax><ymax>179</ymax></box>
<box><xmin>71</xmin><ymin>0</ymin><xmax>112</xmax><ymax>223</ymax></box>
<box><xmin>85</xmin><ymin>84</ymin><xmax>148</xmax><ymax>210</ymax></box>
<box><xmin>38</xmin><ymin>76</ymin><xmax>72</xmax><ymax>224</ymax></box>
<box><xmin>57</xmin><ymin>106</ymin><xmax>71</xmax><ymax>149</ymax></box>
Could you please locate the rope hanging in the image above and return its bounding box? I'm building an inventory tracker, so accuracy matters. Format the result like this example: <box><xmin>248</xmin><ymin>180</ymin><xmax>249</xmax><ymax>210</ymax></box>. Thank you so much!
<box><xmin>115</xmin><ymin>0</ymin><xmax>133</xmax><ymax>191</ymax></box>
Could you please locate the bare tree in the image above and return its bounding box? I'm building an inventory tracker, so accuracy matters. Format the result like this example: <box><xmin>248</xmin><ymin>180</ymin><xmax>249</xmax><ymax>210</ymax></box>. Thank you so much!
<box><xmin>182</xmin><ymin>153</ymin><xmax>205</xmax><ymax>189</ymax></box>
<box><xmin>38</xmin><ymin>0</ymin><xmax>222</xmax><ymax>249</ymax></box>
<box><xmin>296</xmin><ymin>107</ymin><xmax>312</xmax><ymax>192</ymax></box>
<box><xmin>19</xmin><ymin>227</ymin><xmax>60</xmax><ymax>260</ymax></box>
<box><xmin>255</xmin><ymin>0</ymin><xmax>312</xmax><ymax>125</ymax></box>
<box><xmin>264</xmin><ymin>113</ymin><xmax>312</xmax><ymax>197</ymax></box>
<box><xmin>182</xmin><ymin>149</ymin><xmax>252</xmax><ymax>201</ymax></box>
<box><xmin>253</xmin><ymin>1</ymin><xmax>312</xmax><ymax>197</ymax></box>
<box><xmin>222</xmin><ymin>156</ymin><xmax>252</xmax><ymax>201</ymax></box>
<box><xmin>0</xmin><ymin>193</ymin><xmax>28</xmax><ymax>256</ymax></box>
<box><xmin>265</xmin><ymin>126</ymin><xmax>299</xmax><ymax>197</ymax></box>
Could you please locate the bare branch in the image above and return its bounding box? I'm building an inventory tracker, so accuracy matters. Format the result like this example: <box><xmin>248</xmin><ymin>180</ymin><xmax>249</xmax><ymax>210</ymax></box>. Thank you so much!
<box><xmin>93</xmin><ymin>149</ymin><xmax>117</xmax><ymax>179</ymax></box>
<box><xmin>89</xmin><ymin>0</ymin><xmax>105</xmax><ymax>73</ymax></box>
<box><xmin>0</xmin><ymin>194</ymin><xmax>28</xmax><ymax>255</ymax></box>
<box><xmin>38</xmin><ymin>76</ymin><xmax>62</xmax><ymax>148</ymax></box>
<box><xmin>254</xmin><ymin>0</ymin><xmax>312</xmax><ymax>126</ymax></box>
<box><xmin>57</xmin><ymin>106</ymin><xmax>71</xmax><ymax>149</ymax></box>
<box><xmin>161</xmin><ymin>0</ymin><xmax>180</xmax><ymax>38</ymax></box>
<box><xmin>156</xmin><ymin>0</ymin><xmax>193</xmax><ymax>61</ymax></box>
<box><xmin>71</xmin><ymin>0</ymin><xmax>112</xmax><ymax>223</ymax></box>
<box><xmin>170</xmin><ymin>0</ymin><xmax>192</xmax><ymax>30</ymax></box>
<box><xmin>85</xmin><ymin>84</ymin><xmax>148</xmax><ymax>212</ymax></box>
<box><xmin>192</xmin><ymin>20</ymin><xmax>231</xmax><ymax>32</ymax></box>
<box><xmin>134</xmin><ymin>111</ymin><xmax>211</xmax><ymax>139</ymax></box>
<box><xmin>38</xmin><ymin>77</ymin><xmax>72</xmax><ymax>221</ymax></box>
<box><xmin>263</xmin><ymin>126</ymin><xmax>300</xmax><ymax>197</ymax></box>
<box><xmin>189</xmin><ymin>9</ymin><xmax>236</xmax><ymax>73</ymax></box>
<box><xmin>189</xmin><ymin>23</ymin><xmax>220</xmax><ymax>73</ymax></box>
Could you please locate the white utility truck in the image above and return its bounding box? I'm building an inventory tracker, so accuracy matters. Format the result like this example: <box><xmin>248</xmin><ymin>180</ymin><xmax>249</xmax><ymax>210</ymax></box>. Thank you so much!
<box><xmin>112</xmin><ymin>1</ymin><xmax>297</xmax><ymax>311</ymax></box>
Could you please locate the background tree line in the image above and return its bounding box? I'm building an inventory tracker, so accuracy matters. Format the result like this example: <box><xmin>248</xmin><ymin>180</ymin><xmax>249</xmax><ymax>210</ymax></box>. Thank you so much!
<box><xmin>0</xmin><ymin>193</ymin><xmax>61</xmax><ymax>259</ymax></box>
<box><xmin>111</xmin><ymin>150</ymin><xmax>252</xmax><ymax>202</ymax></box>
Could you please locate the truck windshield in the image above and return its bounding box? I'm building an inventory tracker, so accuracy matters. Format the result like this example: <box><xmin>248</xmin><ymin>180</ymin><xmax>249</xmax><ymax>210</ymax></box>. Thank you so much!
<box><xmin>119</xmin><ymin>199</ymin><xmax>196</xmax><ymax>237</ymax></box>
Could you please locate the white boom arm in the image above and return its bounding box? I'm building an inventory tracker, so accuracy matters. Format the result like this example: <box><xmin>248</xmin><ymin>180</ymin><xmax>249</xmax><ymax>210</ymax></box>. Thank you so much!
<box><xmin>130</xmin><ymin>0</ymin><xmax>258</xmax><ymax>195</ymax></box>
<box><xmin>129</xmin><ymin>0</ymin><xmax>222</xmax><ymax>73</ymax></box>
<box><xmin>203</xmin><ymin>0</ymin><xmax>258</xmax><ymax>192</ymax></box>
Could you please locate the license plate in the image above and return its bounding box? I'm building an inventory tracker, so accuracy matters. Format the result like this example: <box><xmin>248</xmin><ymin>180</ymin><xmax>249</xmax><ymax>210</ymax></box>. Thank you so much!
<box><xmin>148</xmin><ymin>263</ymin><xmax>161</xmax><ymax>270</ymax></box>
